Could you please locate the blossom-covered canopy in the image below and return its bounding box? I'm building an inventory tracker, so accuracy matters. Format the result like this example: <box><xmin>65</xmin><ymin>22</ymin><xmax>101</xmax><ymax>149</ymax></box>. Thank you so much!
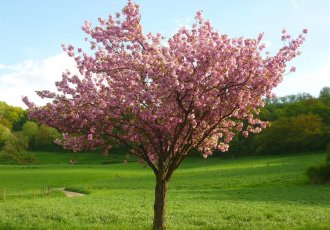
<box><xmin>24</xmin><ymin>1</ymin><xmax>307</xmax><ymax>174</ymax></box>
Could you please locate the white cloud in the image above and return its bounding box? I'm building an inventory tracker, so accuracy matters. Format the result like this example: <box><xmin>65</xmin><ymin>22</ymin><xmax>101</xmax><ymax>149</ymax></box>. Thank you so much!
<box><xmin>291</xmin><ymin>0</ymin><xmax>301</xmax><ymax>10</ymax></box>
<box><xmin>0</xmin><ymin>53</ymin><xmax>76</xmax><ymax>108</ymax></box>
<box><xmin>173</xmin><ymin>17</ymin><xmax>193</xmax><ymax>32</ymax></box>
<box><xmin>273</xmin><ymin>61</ymin><xmax>330</xmax><ymax>97</ymax></box>
<box><xmin>264</xmin><ymin>40</ymin><xmax>273</xmax><ymax>48</ymax></box>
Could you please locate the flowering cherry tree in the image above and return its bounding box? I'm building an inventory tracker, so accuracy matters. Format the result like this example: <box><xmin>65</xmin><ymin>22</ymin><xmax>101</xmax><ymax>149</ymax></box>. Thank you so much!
<box><xmin>23</xmin><ymin>1</ymin><xmax>307</xmax><ymax>229</ymax></box>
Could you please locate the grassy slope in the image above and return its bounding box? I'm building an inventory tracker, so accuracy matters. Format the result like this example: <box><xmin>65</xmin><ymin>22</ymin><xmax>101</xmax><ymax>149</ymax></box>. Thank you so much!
<box><xmin>0</xmin><ymin>147</ymin><xmax>132</xmax><ymax>165</ymax></box>
<box><xmin>0</xmin><ymin>152</ymin><xmax>329</xmax><ymax>229</ymax></box>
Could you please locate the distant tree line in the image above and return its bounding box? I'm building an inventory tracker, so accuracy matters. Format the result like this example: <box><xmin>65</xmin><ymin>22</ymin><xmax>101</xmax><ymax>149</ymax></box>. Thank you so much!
<box><xmin>0</xmin><ymin>102</ymin><xmax>62</xmax><ymax>163</ymax></box>
<box><xmin>223</xmin><ymin>87</ymin><xmax>330</xmax><ymax>157</ymax></box>
<box><xmin>1</xmin><ymin>87</ymin><xmax>330</xmax><ymax>161</ymax></box>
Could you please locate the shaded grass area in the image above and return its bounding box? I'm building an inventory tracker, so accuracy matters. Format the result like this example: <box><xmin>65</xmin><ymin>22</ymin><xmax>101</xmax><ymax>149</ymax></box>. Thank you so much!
<box><xmin>0</xmin><ymin>146</ymin><xmax>132</xmax><ymax>165</ymax></box>
<box><xmin>0</xmin><ymin>152</ymin><xmax>329</xmax><ymax>229</ymax></box>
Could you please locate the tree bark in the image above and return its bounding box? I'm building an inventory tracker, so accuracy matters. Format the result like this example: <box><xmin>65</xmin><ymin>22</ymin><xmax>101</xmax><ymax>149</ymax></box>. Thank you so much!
<box><xmin>153</xmin><ymin>173</ymin><xmax>168</xmax><ymax>230</ymax></box>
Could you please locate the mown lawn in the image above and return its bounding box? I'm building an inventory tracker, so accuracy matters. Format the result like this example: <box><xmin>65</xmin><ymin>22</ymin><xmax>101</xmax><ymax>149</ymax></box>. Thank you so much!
<box><xmin>0</xmin><ymin>152</ymin><xmax>329</xmax><ymax>229</ymax></box>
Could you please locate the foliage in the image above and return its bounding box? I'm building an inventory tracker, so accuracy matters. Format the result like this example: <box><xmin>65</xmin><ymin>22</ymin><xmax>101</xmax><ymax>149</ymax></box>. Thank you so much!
<box><xmin>34</xmin><ymin>124</ymin><xmax>61</xmax><ymax>151</ymax></box>
<box><xmin>22</xmin><ymin>121</ymin><xmax>38</xmax><ymax>139</ymax></box>
<box><xmin>227</xmin><ymin>89</ymin><xmax>330</xmax><ymax>156</ymax></box>
<box><xmin>256</xmin><ymin>114</ymin><xmax>326</xmax><ymax>154</ymax></box>
<box><xmin>21</xmin><ymin>121</ymin><xmax>38</xmax><ymax>148</ymax></box>
<box><xmin>23</xmin><ymin>2</ymin><xmax>307</xmax><ymax>228</ymax></box>
<box><xmin>326</xmin><ymin>142</ymin><xmax>330</xmax><ymax>152</ymax></box>
<box><xmin>306</xmin><ymin>155</ymin><xmax>330</xmax><ymax>184</ymax></box>
<box><xmin>0</xmin><ymin>123</ymin><xmax>11</xmax><ymax>148</ymax></box>
<box><xmin>2</xmin><ymin>89</ymin><xmax>329</xmax><ymax>159</ymax></box>
<box><xmin>0</xmin><ymin>103</ymin><xmax>63</xmax><ymax>152</ymax></box>
<box><xmin>3</xmin><ymin>132</ymin><xmax>28</xmax><ymax>154</ymax></box>
<box><xmin>319</xmin><ymin>87</ymin><xmax>330</xmax><ymax>105</ymax></box>
<box><xmin>1</xmin><ymin>132</ymin><xmax>36</xmax><ymax>164</ymax></box>
<box><xmin>0</xmin><ymin>101</ymin><xmax>25</xmax><ymax>130</ymax></box>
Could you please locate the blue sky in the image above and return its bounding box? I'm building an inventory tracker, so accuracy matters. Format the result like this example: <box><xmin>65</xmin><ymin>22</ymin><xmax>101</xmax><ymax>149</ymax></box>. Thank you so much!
<box><xmin>0</xmin><ymin>0</ymin><xmax>329</xmax><ymax>107</ymax></box>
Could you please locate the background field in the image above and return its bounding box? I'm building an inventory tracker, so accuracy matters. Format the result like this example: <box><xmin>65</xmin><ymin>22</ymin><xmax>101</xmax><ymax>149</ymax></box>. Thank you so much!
<box><xmin>0</xmin><ymin>151</ymin><xmax>329</xmax><ymax>229</ymax></box>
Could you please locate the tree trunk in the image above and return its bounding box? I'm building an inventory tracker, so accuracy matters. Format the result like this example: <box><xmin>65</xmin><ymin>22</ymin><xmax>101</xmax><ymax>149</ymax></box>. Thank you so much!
<box><xmin>153</xmin><ymin>173</ymin><xmax>168</xmax><ymax>230</ymax></box>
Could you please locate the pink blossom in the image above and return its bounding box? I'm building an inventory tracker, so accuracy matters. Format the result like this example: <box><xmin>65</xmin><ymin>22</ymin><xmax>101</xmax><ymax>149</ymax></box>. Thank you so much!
<box><xmin>242</xmin><ymin>131</ymin><xmax>249</xmax><ymax>138</ymax></box>
<box><xmin>87</xmin><ymin>134</ymin><xmax>93</xmax><ymax>141</ymax></box>
<box><xmin>23</xmin><ymin>1</ymin><xmax>307</xmax><ymax>217</ymax></box>
<box><xmin>195</xmin><ymin>10</ymin><xmax>203</xmax><ymax>20</ymax></box>
<box><xmin>22</xmin><ymin>4</ymin><xmax>307</xmax><ymax>226</ymax></box>
<box><xmin>257</xmin><ymin>32</ymin><xmax>264</xmax><ymax>42</ymax></box>
<box><xmin>290</xmin><ymin>66</ymin><xmax>296</xmax><ymax>72</ymax></box>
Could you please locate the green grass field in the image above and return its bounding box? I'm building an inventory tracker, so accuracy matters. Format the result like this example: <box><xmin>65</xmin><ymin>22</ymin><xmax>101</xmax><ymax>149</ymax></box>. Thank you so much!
<box><xmin>0</xmin><ymin>151</ymin><xmax>329</xmax><ymax>229</ymax></box>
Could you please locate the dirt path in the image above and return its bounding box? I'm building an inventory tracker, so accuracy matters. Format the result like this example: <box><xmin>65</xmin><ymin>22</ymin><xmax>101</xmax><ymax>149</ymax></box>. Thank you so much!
<box><xmin>54</xmin><ymin>187</ymin><xmax>86</xmax><ymax>197</ymax></box>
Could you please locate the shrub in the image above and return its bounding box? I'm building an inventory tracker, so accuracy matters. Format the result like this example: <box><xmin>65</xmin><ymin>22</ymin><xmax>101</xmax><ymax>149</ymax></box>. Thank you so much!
<box><xmin>1</xmin><ymin>151</ymin><xmax>36</xmax><ymax>164</ymax></box>
<box><xmin>306</xmin><ymin>155</ymin><xmax>330</xmax><ymax>184</ymax></box>
<box><xmin>326</xmin><ymin>142</ymin><xmax>330</xmax><ymax>153</ymax></box>
<box><xmin>1</xmin><ymin>132</ymin><xmax>36</xmax><ymax>164</ymax></box>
